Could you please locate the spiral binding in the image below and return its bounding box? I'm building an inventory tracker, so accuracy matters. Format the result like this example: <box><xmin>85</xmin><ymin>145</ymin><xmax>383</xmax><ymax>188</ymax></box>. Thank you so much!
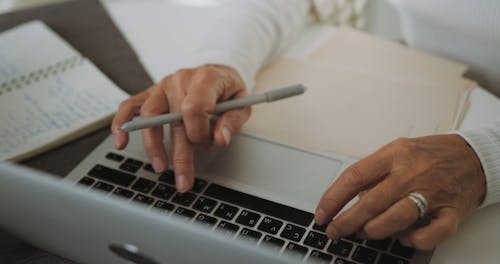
<box><xmin>0</xmin><ymin>55</ymin><xmax>84</xmax><ymax>96</ymax></box>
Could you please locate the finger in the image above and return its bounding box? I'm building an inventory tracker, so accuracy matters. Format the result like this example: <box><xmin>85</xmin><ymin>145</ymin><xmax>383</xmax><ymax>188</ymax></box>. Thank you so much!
<box><xmin>181</xmin><ymin>82</ymin><xmax>219</xmax><ymax>144</ymax></box>
<box><xmin>140</xmin><ymin>87</ymin><xmax>170</xmax><ymax>173</ymax></box>
<box><xmin>362</xmin><ymin>195</ymin><xmax>420</xmax><ymax>240</ymax></box>
<box><xmin>325</xmin><ymin>177</ymin><xmax>403</xmax><ymax>240</ymax></box>
<box><xmin>182</xmin><ymin>66</ymin><xmax>245</xmax><ymax>144</ymax></box>
<box><xmin>399</xmin><ymin>208</ymin><xmax>459</xmax><ymax>250</ymax></box>
<box><xmin>315</xmin><ymin>150</ymin><xmax>393</xmax><ymax>225</ymax></box>
<box><xmin>170</xmin><ymin>122</ymin><xmax>194</xmax><ymax>193</ymax></box>
<box><xmin>213</xmin><ymin>89</ymin><xmax>251</xmax><ymax>146</ymax></box>
<box><xmin>111</xmin><ymin>91</ymin><xmax>150</xmax><ymax>149</ymax></box>
<box><xmin>166</xmin><ymin>76</ymin><xmax>194</xmax><ymax>192</ymax></box>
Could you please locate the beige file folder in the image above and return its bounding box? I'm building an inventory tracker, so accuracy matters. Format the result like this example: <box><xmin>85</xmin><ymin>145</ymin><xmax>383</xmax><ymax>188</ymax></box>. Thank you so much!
<box><xmin>243</xmin><ymin>28</ymin><xmax>474</xmax><ymax>157</ymax></box>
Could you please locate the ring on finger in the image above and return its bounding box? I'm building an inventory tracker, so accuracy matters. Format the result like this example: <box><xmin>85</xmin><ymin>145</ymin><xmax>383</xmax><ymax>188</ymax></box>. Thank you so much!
<box><xmin>407</xmin><ymin>192</ymin><xmax>429</xmax><ymax>218</ymax></box>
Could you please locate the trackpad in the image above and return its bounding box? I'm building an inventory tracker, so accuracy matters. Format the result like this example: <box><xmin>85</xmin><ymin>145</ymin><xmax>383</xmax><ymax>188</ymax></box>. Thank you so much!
<box><xmin>196</xmin><ymin>134</ymin><xmax>345</xmax><ymax>211</ymax></box>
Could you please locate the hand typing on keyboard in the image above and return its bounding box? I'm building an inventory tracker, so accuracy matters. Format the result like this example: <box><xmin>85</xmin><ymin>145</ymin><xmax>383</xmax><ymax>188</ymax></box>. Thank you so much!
<box><xmin>111</xmin><ymin>65</ymin><xmax>250</xmax><ymax>192</ymax></box>
<box><xmin>314</xmin><ymin>135</ymin><xmax>486</xmax><ymax>251</ymax></box>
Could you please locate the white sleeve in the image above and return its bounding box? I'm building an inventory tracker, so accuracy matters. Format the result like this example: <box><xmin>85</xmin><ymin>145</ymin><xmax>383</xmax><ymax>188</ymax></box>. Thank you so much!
<box><xmin>456</xmin><ymin>121</ymin><xmax>500</xmax><ymax>208</ymax></box>
<box><xmin>182</xmin><ymin>0</ymin><xmax>310</xmax><ymax>90</ymax></box>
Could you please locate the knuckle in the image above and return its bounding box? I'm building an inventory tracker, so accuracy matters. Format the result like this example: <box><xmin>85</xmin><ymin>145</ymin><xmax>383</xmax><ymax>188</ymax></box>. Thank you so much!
<box><xmin>172</xmin><ymin>153</ymin><xmax>193</xmax><ymax>168</ymax></box>
<box><xmin>198</xmin><ymin>66</ymin><xmax>221</xmax><ymax>79</ymax></box>
<box><xmin>341</xmin><ymin>167</ymin><xmax>365</xmax><ymax>188</ymax></box>
<box><xmin>359</xmin><ymin>196</ymin><xmax>381</xmax><ymax>215</ymax></box>
<box><xmin>181</xmin><ymin>99</ymin><xmax>206</xmax><ymax>118</ymax></box>
<box><xmin>392</xmin><ymin>137</ymin><xmax>411</xmax><ymax>149</ymax></box>
<box><xmin>173</xmin><ymin>68</ymin><xmax>191</xmax><ymax>77</ymax></box>
<box><xmin>140</xmin><ymin>104</ymin><xmax>163</xmax><ymax>117</ymax></box>
<box><xmin>362</xmin><ymin>224</ymin><xmax>381</xmax><ymax>240</ymax></box>
<box><xmin>118</xmin><ymin>100</ymin><xmax>132</xmax><ymax>110</ymax></box>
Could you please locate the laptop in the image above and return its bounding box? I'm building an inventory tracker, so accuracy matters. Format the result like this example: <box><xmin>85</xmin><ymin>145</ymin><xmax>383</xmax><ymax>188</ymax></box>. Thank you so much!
<box><xmin>0</xmin><ymin>130</ymin><xmax>433</xmax><ymax>263</ymax></box>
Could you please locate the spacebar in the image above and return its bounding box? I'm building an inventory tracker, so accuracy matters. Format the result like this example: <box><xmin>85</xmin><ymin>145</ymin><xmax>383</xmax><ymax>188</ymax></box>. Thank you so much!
<box><xmin>204</xmin><ymin>184</ymin><xmax>314</xmax><ymax>227</ymax></box>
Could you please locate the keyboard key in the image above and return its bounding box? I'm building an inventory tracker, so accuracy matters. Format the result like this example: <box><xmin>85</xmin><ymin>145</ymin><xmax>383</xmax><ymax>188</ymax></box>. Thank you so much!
<box><xmin>131</xmin><ymin>178</ymin><xmax>156</xmax><ymax>193</ymax></box>
<box><xmin>192</xmin><ymin>178</ymin><xmax>208</xmax><ymax>193</ymax></box>
<box><xmin>214</xmin><ymin>203</ymin><xmax>239</xmax><ymax>220</ymax></box>
<box><xmin>334</xmin><ymin>258</ymin><xmax>356</xmax><ymax>264</ymax></box>
<box><xmin>345</xmin><ymin>233</ymin><xmax>364</xmax><ymax>243</ymax></box>
<box><xmin>105</xmin><ymin>152</ymin><xmax>124</xmax><ymax>162</ymax></box>
<box><xmin>172</xmin><ymin>192</ymin><xmax>197</xmax><ymax>207</ymax></box>
<box><xmin>195</xmin><ymin>213</ymin><xmax>218</xmax><ymax>227</ymax></box>
<box><xmin>124</xmin><ymin>158</ymin><xmax>143</xmax><ymax>167</ymax></box>
<box><xmin>304</xmin><ymin>231</ymin><xmax>328</xmax><ymax>249</ymax></box>
<box><xmin>133</xmin><ymin>194</ymin><xmax>154</xmax><ymax>205</ymax></box>
<box><xmin>112</xmin><ymin>188</ymin><xmax>134</xmax><ymax>199</ymax></box>
<box><xmin>366</xmin><ymin>237</ymin><xmax>392</xmax><ymax>251</ymax></box>
<box><xmin>151</xmin><ymin>184</ymin><xmax>176</xmax><ymax>200</ymax></box>
<box><xmin>391</xmin><ymin>240</ymin><xmax>415</xmax><ymax>259</ymax></box>
<box><xmin>257</xmin><ymin>217</ymin><xmax>283</xmax><ymax>235</ymax></box>
<box><xmin>92</xmin><ymin>181</ymin><xmax>114</xmax><ymax>193</ymax></box>
<box><xmin>312</xmin><ymin>224</ymin><xmax>328</xmax><ymax>233</ymax></box>
<box><xmin>377</xmin><ymin>253</ymin><xmax>410</xmax><ymax>264</ymax></box>
<box><xmin>192</xmin><ymin>196</ymin><xmax>218</xmax><ymax>213</ymax></box>
<box><xmin>216</xmin><ymin>221</ymin><xmax>239</xmax><ymax>235</ymax></box>
<box><xmin>308</xmin><ymin>250</ymin><xmax>333</xmax><ymax>263</ymax></box>
<box><xmin>352</xmin><ymin>246</ymin><xmax>378</xmax><ymax>264</ymax></box>
<box><xmin>174</xmin><ymin>207</ymin><xmax>196</xmax><ymax>219</ymax></box>
<box><xmin>87</xmin><ymin>165</ymin><xmax>136</xmax><ymax>187</ymax></box>
<box><xmin>204</xmin><ymin>184</ymin><xmax>313</xmax><ymax>227</ymax></box>
<box><xmin>159</xmin><ymin>170</ymin><xmax>175</xmax><ymax>185</ymax></box>
<box><xmin>153</xmin><ymin>200</ymin><xmax>175</xmax><ymax>212</ymax></box>
<box><xmin>284</xmin><ymin>242</ymin><xmax>308</xmax><ymax>260</ymax></box>
<box><xmin>143</xmin><ymin>163</ymin><xmax>155</xmax><ymax>173</ymax></box>
<box><xmin>327</xmin><ymin>239</ymin><xmax>353</xmax><ymax>257</ymax></box>
<box><xmin>260</xmin><ymin>235</ymin><xmax>285</xmax><ymax>251</ymax></box>
<box><xmin>235</xmin><ymin>210</ymin><xmax>261</xmax><ymax>227</ymax></box>
<box><xmin>238</xmin><ymin>228</ymin><xmax>262</xmax><ymax>244</ymax></box>
<box><xmin>119</xmin><ymin>162</ymin><xmax>141</xmax><ymax>173</ymax></box>
<box><xmin>78</xmin><ymin>176</ymin><xmax>95</xmax><ymax>186</ymax></box>
<box><xmin>280</xmin><ymin>224</ymin><xmax>306</xmax><ymax>242</ymax></box>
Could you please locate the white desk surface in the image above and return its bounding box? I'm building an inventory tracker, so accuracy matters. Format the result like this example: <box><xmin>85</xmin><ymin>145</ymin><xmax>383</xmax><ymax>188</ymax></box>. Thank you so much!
<box><xmin>103</xmin><ymin>1</ymin><xmax>500</xmax><ymax>263</ymax></box>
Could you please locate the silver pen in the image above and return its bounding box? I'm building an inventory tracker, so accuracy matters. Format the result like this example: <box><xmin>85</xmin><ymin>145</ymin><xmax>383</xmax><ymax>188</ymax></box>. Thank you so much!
<box><xmin>120</xmin><ymin>84</ymin><xmax>307</xmax><ymax>132</ymax></box>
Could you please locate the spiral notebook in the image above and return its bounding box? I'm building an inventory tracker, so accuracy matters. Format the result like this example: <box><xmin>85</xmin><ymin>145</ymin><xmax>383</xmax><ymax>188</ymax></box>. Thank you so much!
<box><xmin>0</xmin><ymin>21</ymin><xmax>129</xmax><ymax>161</ymax></box>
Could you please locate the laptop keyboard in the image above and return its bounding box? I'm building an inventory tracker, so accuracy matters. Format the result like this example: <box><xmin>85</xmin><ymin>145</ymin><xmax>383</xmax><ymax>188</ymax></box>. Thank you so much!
<box><xmin>76</xmin><ymin>152</ymin><xmax>416</xmax><ymax>264</ymax></box>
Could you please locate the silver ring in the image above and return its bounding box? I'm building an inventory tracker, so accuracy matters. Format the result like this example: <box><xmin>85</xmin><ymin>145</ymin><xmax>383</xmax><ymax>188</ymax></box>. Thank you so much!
<box><xmin>408</xmin><ymin>192</ymin><xmax>429</xmax><ymax>218</ymax></box>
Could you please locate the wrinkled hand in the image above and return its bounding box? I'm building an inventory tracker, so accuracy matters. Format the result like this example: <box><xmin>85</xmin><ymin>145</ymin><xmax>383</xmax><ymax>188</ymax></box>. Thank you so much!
<box><xmin>112</xmin><ymin>65</ymin><xmax>250</xmax><ymax>192</ymax></box>
<box><xmin>315</xmin><ymin>134</ymin><xmax>486</xmax><ymax>250</ymax></box>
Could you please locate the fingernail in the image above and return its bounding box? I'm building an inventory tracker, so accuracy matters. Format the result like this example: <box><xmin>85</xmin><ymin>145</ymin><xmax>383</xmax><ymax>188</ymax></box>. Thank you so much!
<box><xmin>400</xmin><ymin>238</ymin><xmax>413</xmax><ymax>247</ymax></box>
<box><xmin>176</xmin><ymin>175</ymin><xmax>189</xmax><ymax>193</ymax></box>
<box><xmin>357</xmin><ymin>231</ymin><xmax>367</xmax><ymax>240</ymax></box>
<box><xmin>315</xmin><ymin>208</ymin><xmax>327</xmax><ymax>225</ymax></box>
<box><xmin>152</xmin><ymin>157</ymin><xmax>165</xmax><ymax>173</ymax></box>
<box><xmin>326</xmin><ymin>223</ymin><xmax>340</xmax><ymax>240</ymax></box>
<box><xmin>222</xmin><ymin>126</ymin><xmax>231</xmax><ymax>145</ymax></box>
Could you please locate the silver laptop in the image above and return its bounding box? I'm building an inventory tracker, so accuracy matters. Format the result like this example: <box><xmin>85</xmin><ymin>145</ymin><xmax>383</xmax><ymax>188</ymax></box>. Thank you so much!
<box><xmin>0</xmin><ymin>130</ymin><xmax>433</xmax><ymax>264</ymax></box>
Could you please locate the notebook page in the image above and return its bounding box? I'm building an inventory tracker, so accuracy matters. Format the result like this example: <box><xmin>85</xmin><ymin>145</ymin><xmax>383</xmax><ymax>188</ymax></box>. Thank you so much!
<box><xmin>0</xmin><ymin>20</ymin><xmax>77</xmax><ymax>81</ymax></box>
<box><xmin>0</xmin><ymin>59</ymin><xmax>129</xmax><ymax>161</ymax></box>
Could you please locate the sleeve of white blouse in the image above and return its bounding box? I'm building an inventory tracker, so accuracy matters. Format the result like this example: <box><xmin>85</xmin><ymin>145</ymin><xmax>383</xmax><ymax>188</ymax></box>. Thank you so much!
<box><xmin>456</xmin><ymin>121</ymin><xmax>500</xmax><ymax>208</ymax></box>
<box><xmin>182</xmin><ymin>0</ymin><xmax>310</xmax><ymax>90</ymax></box>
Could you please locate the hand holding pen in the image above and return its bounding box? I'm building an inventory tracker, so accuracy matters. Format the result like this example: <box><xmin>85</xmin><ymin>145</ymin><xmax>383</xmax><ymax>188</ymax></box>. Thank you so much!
<box><xmin>111</xmin><ymin>64</ymin><xmax>305</xmax><ymax>193</ymax></box>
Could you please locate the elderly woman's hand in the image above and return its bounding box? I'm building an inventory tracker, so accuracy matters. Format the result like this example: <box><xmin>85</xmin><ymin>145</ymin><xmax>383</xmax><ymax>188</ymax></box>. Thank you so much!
<box><xmin>315</xmin><ymin>134</ymin><xmax>486</xmax><ymax>250</ymax></box>
<box><xmin>111</xmin><ymin>65</ymin><xmax>250</xmax><ymax>192</ymax></box>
